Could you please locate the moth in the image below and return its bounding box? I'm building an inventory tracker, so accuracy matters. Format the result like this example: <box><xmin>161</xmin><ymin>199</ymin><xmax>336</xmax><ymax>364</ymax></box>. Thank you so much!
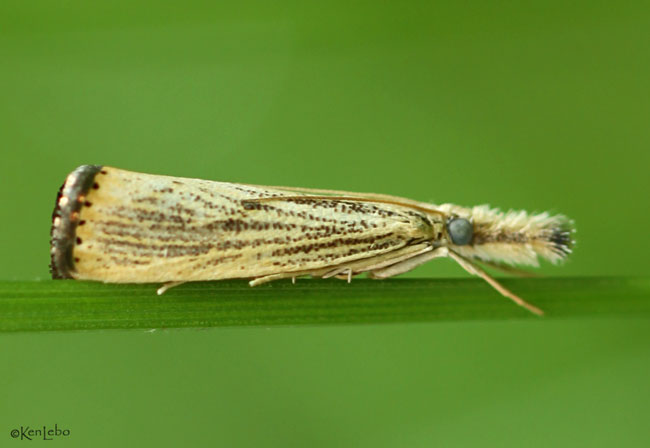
<box><xmin>50</xmin><ymin>165</ymin><xmax>574</xmax><ymax>315</ymax></box>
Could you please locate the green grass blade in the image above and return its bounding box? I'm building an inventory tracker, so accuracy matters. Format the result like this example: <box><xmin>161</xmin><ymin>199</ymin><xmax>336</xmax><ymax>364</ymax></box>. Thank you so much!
<box><xmin>1</xmin><ymin>277</ymin><xmax>649</xmax><ymax>332</ymax></box>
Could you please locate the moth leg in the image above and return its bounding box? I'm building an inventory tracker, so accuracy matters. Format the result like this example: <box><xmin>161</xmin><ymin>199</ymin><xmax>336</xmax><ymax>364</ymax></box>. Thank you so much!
<box><xmin>322</xmin><ymin>243</ymin><xmax>434</xmax><ymax>279</ymax></box>
<box><xmin>156</xmin><ymin>281</ymin><xmax>186</xmax><ymax>295</ymax></box>
<box><xmin>253</xmin><ymin>244</ymin><xmax>435</xmax><ymax>286</ymax></box>
<box><xmin>249</xmin><ymin>271</ymin><xmax>315</xmax><ymax>287</ymax></box>
<box><xmin>368</xmin><ymin>247</ymin><xmax>449</xmax><ymax>279</ymax></box>
<box><xmin>448</xmin><ymin>251</ymin><xmax>544</xmax><ymax>316</ymax></box>
<box><xmin>334</xmin><ymin>269</ymin><xmax>353</xmax><ymax>283</ymax></box>
<box><xmin>322</xmin><ymin>266</ymin><xmax>350</xmax><ymax>279</ymax></box>
<box><xmin>323</xmin><ymin>267</ymin><xmax>358</xmax><ymax>281</ymax></box>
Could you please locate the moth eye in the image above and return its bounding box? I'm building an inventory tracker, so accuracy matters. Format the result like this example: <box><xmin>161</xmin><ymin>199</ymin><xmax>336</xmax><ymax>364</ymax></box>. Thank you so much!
<box><xmin>447</xmin><ymin>218</ymin><xmax>473</xmax><ymax>245</ymax></box>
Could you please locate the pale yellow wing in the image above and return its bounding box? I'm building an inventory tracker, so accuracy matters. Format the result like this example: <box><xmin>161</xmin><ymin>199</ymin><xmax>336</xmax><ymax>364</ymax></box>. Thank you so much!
<box><xmin>52</xmin><ymin>166</ymin><xmax>439</xmax><ymax>283</ymax></box>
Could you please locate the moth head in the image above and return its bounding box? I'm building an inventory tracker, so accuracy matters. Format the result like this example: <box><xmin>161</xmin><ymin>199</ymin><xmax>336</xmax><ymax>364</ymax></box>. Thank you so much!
<box><xmin>437</xmin><ymin>204</ymin><xmax>574</xmax><ymax>266</ymax></box>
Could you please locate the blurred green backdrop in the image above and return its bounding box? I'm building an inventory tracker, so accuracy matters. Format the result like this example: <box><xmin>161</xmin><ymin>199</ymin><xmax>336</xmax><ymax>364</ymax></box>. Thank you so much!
<box><xmin>1</xmin><ymin>1</ymin><xmax>649</xmax><ymax>446</ymax></box>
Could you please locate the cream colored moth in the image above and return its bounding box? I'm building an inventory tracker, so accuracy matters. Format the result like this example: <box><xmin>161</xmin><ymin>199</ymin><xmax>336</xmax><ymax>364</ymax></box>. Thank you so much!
<box><xmin>50</xmin><ymin>166</ymin><xmax>574</xmax><ymax>315</ymax></box>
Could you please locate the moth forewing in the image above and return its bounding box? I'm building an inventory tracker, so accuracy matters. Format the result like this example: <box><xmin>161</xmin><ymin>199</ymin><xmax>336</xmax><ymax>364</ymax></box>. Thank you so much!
<box><xmin>51</xmin><ymin>166</ymin><xmax>440</xmax><ymax>284</ymax></box>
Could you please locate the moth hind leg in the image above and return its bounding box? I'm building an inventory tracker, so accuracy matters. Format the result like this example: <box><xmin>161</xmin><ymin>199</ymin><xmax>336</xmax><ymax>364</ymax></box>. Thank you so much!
<box><xmin>156</xmin><ymin>281</ymin><xmax>186</xmax><ymax>295</ymax></box>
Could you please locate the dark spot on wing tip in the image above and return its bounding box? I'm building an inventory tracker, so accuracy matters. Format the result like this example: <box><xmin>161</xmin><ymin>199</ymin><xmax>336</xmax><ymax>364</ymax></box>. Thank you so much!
<box><xmin>50</xmin><ymin>165</ymin><xmax>103</xmax><ymax>279</ymax></box>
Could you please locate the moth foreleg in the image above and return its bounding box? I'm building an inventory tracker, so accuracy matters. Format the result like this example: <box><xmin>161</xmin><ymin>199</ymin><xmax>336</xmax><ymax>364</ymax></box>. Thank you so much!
<box><xmin>448</xmin><ymin>251</ymin><xmax>544</xmax><ymax>316</ymax></box>
<box><xmin>368</xmin><ymin>247</ymin><xmax>449</xmax><ymax>279</ymax></box>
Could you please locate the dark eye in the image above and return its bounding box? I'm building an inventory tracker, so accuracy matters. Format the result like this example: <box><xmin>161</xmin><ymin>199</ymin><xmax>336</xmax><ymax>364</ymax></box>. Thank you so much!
<box><xmin>447</xmin><ymin>218</ymin><xmax>473</xmax><ymax>245</ymax></box>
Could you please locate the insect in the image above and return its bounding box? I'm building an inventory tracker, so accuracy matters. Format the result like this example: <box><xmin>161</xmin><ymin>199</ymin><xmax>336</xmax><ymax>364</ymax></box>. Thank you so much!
<box><xmin>50</xmin><ymin>165</ymin><xmax>574</xmax><ymax>315</ymax></box>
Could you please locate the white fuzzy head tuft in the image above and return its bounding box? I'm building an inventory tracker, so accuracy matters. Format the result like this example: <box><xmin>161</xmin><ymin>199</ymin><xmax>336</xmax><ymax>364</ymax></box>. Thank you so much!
<box><xmin>436</xmin><ymin>204</ymin><xmax>574</xmax><ymax>267</ymax></box>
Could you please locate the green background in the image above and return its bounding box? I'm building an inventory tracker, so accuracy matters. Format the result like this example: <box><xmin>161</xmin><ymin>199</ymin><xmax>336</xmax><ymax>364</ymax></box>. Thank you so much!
<box><xmin>1</xmin><ymin>1</ymin><xmax>649</xmax><ymax>446</ymax></box>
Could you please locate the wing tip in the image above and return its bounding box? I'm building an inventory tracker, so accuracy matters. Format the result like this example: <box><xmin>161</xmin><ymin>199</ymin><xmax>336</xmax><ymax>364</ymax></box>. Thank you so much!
<box><xmin>50</xmin><ymin>165</ymin><xmax>103</xmax><ymax>279</ymax></box>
